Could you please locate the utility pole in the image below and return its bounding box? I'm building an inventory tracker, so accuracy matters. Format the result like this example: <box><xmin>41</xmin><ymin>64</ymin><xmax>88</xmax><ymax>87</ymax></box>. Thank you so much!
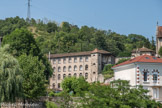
<box><xmin>27</xmin><ymin>0</ymin><xmax>31</xmax><ymax>22</ymax></box>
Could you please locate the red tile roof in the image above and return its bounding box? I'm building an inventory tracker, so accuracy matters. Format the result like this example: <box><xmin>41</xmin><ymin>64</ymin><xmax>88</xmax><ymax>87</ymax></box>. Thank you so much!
<box><xmin>132</xmin><ymin>47</ymin><xmax>154</xmax><ymax>53</ymax></box>
<box><xmin>48</xmin><ymin>48</ymin><xmax>111</xmax><ymax>58</ymax></box>
<box><xmin>112</xmin><ymin>55</ymin><xmax>162</xmax><ymax>68</ymax></box>
<box><xmin>157</xmin><ymin>26</ymin><xmax>162</xmax><ymax>38</ymax></box>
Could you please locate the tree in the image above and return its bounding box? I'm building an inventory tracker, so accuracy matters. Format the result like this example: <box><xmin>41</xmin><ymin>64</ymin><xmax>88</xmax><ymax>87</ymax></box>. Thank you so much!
<box><xmin>2</xmin><ymin>28</ymin><xmax>40</xmax><ymax>57</ymax></box>
<box><xmin>46</xmin><ymin>22</ymin><xmax>58</xmax><ymax>33</ymax></box>
<box><xmin>0</xmin><ymin>45</ymin><xmax>23</xmax><ymax>102</ymax></box>
<box><xmin>78</xmin><ymin>80</ymin><xmax>162</xmax><ymax>108</ymax></box>
<box><xmin>102</xmin><ymin>64</ymin><xmax>114</xmax><ymax>79</ymax></box>
<box><xmin>2</xmin><ymin>28</ymin><xmax>52</xmax><ymax>80</ymax></box>
<box><xmin>116</xmin><ymin>58</ymin><xmax>130</xmax><ymax>65</ymax></box>
<box><xmin>18</xmin><ymin>54</ymin><xmax>46</xmax><ymax>100</ymax></box>
<box><xmin>158</xmin><ymin>47</ymin><xmax>162</xmax><ymax>57</ymax></box>
<box><xmin>62</xmin><ymin>77</ymin><xmax>89</xmax><ymax>96</ymax></box>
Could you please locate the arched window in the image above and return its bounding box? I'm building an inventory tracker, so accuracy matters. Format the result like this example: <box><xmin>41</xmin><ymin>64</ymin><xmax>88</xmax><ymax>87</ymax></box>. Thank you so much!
<box><xmin>74</xmin><ymin>65</ymin><xmax>77</xmax><ymax>71</ymax></box>
<box><xmin>58</xmin><ymin>67</ymin><xmax>61</xmax><ymax>72</ymax></box>
<box><xmin>144</xmin><ymin>72</ymin><xmax>147</xmax><ymax>81</ymax></box>
<box><xmin>63</xmin><ymin>74</ymin><xmax>66</xmax><ymax>79</ymax></box>
<box><xmin>53</xmin><ymin>67</ymin><xmax>56</xmax><ymax>72</ymax></box>
<box><xmin>74</xmin><ymin>57</ymin><xmax>77</xmax><ymax>63</ymax></box>
<box><xmin>58</xmin><ymin>83</ymin><xmax>60</xmax><ymax>88</ymax></box>
<box><xmin>58</xmin><ymin>58</ymin><xmax>61</xmax><ymax>64</ymax></box>
<box><xmin>53</xmin><ymin>59</ymin><xmax>56</xmax><ymax>64</ymax></box>
<box><xmin>85</xmin><ymin>65</ymin><xmax>88</xmax><ymax>70</ymax></box>
<box><xmin>80</xmin><ymin>57</ymin><xmax>83</xmax><ymax>62</ymax></box>
<box><xmin>58</xmin><ymin>74</ymin><xmax>61</xmax><ymax>80</ymax></box>
<box><xmin>79</xmin><ymin>73</ymin><xmax>82</xmax><ymax>77</ymax></box>
<box><xmin>79</xmin><ymin>65</ymin><xmax>83</xmax><ymax>71</ymax></box>
<box><xmin>68</xmin><ymin>73</ymin><xmax>71</xmax><ymax>77</ymax></box>
<box><xmin>85</xmin><ymin>56</ymin><xmax>88</xmax><ymax>62</ymax></box>
<box><xmin>53</xmin><ymin>83</ymin><xmax>55</xmax><ymax>89</ymax></box>
<box><xmin>68</xmin><ymin>66</ymin><xmax>72</xmax><ymax>72</ymax></box>
<box><xmin>85</xmin><ymin>73</ymin><xmax>88</xmax><ymax>79</ymax></box>
<box><xmin>53</xmin><ymin>74</ymin><xmax>55</xmax><ymax>80</ymax></box>
<box><xmin>63</xmin><ymin>58</ymin><xmax>66</xmax><ymax>64</ymax></box>
<box><xmin>69</xmin><ymin>57</ymin><xmax>72</xmax><ymax>63</ymax></box>
<box><xmin>63</xmin><ymin>66</ymin><xmax>66</xmax><ymax>72</ymax></box>
<box><xmin>153</xmin><ymin>74</ymin><xmax>158</xmax><ymax>82</ymax></box>
<box><xmin>74</xmin><ymin>73</ymin><xmax>77</xmax><ymax>77</ymax></box>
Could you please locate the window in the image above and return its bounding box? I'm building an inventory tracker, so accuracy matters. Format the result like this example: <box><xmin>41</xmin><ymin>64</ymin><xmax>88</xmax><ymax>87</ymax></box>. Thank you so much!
<box><xmin>93</xmin><ymin>63</ymin><xmax>96</xmax><ymax>65</ymax></box>
<box><xmin>79</xmin><ymin>65</ymin><xmax>83</xmax><ymax>71</ymax></box>
<box><xmin>144</xmin><ymin>72</ymin><xmax>147</xmax><ymax>81</ymax></box>
<box><xmin>153</xmin><ymin>74</ymin><xmax>158</xmax><ymax>82</ymax></box>
<box><xmin>74</xmin><ymin>57</ymin><xmax>77</xmax><ymax>63</ymax></box>
<box><xmin>58</xmin><ymin>58</ymin><xmax>61</xmax><ymax>64</ymax></box>
<box><xmin>68</xmin><ymin>74</ymin><xmax>71</xmax><ymax>77</ymax></box>
<box><xmin>53</xmin><ymin>59</ymin><xmax>56</xmax><ymax>64</ymax></box>
<box><xmin>63</xmin><ymin>74</ymin><xmax>66</xmax><ymax>79</ymax></box>
<box><xmin>85</xmin><ymin>56</ymin><xmax>88</xmax><ymax>62</ymax></box>
<box><xmin>53</xmin><ymin>74</ymin><xmax>55</xmax><ymax>80</ymax></box>
<box><xmin>85</xmin><ymin>73</ymin><xmax>88</xmax><ymax>79</ymax></box>
<box><xmin>63</xmin><ymin>66</ymin><xmax>66</xmax><ymax>72</ymax></box>
<box><xmin>53</xmin><ymin>67</ymin><xmax>56</xmax><ymax>72</ymax></box>
<box><xmin>58</xmin><ymin>67</ymin><xmax>61</xmax><ymax>72</ymax></box>
<box><xmin>85</xmin><ymin>65</ymin><xmax>88</xmax><ymax>70</ymax></box>
<box><xmin>63</xmin><ymin>58</ymin><xmax>66</xmax><ymax>64</ymax></box>
<box><xmin>68</xmin><ymin>66</ymin><xmax>72</xmax><ymax>72</ymax></box>
<box><xmin>58</xmin><ymin>74</ymin><xmax>61</xmax><ymax>80</ymax></box>
<box><xmin>58</xmin><ymin>83</ymin><xmax>60</xmax><ymax>88</ymax></box>
<box><xmin>79</xmin><ymin>73</ymin><xmax>82</xmax><ymax>77</ymax></box>
<box><xmin>74</xmin><ymin>65</ymin><xmax>77</xmax><ymax>71</ymax></box>
<box><xmin>93</xmin><ymin>72</ymin><xmax>96</xmax><ymax>74</ymax></box>
<box><xmin>53</xmin><ymin>83</ymin><xmax>55</xmax><ymax>89</ymax></box>
<box><xmin>80</xmin><ymin>57</ymin><xmax>83</xmax><ymax>62</ymax></box>
<box><xmin>69</xmin><ymin>57</ymin><xmax>72</xmax><ymax>63</ymax></box>
<box><xmin>74</xmin><ymin>73</ymin><xmax>77</xmax><ymax>77</ymax></box>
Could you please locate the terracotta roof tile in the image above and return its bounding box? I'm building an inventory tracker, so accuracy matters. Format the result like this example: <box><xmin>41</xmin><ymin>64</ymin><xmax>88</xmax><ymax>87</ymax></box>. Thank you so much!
<box><xmin>48</xmin><ymin>48</ymin><xmax>111</xmax><ymax>58</ymax></box>
<box><xmin>112</xmin><ymin>55</ymin><xmax>162</xmax><ymax>68</ymax></box>
<box><xmin>157</xmin><ymin>26</ymin><xmax>162</xmax><ymax>38</ymax></box>
<box><xmin>132</xmin><ymin>47</ymin><xmax>154</xmax><ymax>53</ymax></box>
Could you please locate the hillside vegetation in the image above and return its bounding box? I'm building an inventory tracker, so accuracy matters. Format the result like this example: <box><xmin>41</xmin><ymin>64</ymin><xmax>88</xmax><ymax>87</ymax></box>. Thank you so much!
<box><xmin>0</xmin><ymin>16</ymin><xmax>156</xmax><ymax>56</ymax></box>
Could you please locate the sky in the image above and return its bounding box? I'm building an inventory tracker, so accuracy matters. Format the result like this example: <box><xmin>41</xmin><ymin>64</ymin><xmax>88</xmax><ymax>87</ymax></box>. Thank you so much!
<box><xmin>0</xmin><ymin>0</ymin><xmax>162</xmax><ymax>39</ymax></box>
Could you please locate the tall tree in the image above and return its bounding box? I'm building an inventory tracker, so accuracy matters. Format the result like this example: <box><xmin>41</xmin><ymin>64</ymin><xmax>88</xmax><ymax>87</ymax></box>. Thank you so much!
<box><xmin>2</xmin><ymin>28</ymin><xmax>40</xmax><ymax>57</ymax></box>
<box><xmin>0</xmin><ymin>45</ymin><xmax>23</xmax><ymax>102</ymax></box>
<box><xmin>2</xmin><ymin>28</ymin><xmax>52</xmax><ymax>80</ymax></box>
<box><xmin>18</xmin><ymin>54</ymin><xmax>46</xmax><ymax>100</ymax></box>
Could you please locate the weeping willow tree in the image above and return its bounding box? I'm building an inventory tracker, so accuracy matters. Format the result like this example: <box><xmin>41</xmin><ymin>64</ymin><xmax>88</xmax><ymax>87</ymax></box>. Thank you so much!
<box><xmin>0</xmin><ymin>45</ymin><xmax>23</xmax><ymax>102</ymax></box>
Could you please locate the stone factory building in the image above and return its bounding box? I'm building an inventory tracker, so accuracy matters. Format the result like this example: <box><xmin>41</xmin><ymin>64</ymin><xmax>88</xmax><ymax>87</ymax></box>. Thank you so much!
<box><xmin>48</xmin><ymin>48</ymin><xmax>115</xmax><ymax>90</ymax></box>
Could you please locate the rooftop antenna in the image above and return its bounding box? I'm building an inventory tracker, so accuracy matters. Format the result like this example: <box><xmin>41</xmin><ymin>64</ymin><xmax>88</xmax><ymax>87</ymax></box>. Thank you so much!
<box><xmin>27</xmin><ymin>0</ymin><xmax>31</xmax><ymax>22</ymax></box>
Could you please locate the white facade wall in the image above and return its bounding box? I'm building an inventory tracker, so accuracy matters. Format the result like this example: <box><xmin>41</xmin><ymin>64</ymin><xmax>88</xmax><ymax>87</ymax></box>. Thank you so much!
<box><xmin>113</xmin><ymin>62</ymin><xmax>162</xmax><ymax>101</ymax></box>
<box><xmin>114</xmin><ymin>63</ymin><xmax>136</xmax><ymax>86</ymax></box>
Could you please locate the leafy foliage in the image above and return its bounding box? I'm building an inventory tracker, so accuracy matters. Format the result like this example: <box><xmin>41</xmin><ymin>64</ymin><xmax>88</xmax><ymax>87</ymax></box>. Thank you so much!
<box><xmin>0</xmin><ymin>45</ymin><xmax>23</xmax><ymax>102</ymax></box>
<box><xmin>46</xmin><ymin>101</ymin><xmax>58</xmax><ymax>108</ymax></box>
<box><xmin>18</xmin><ymin>54</ymin><xmax>46</xmax><ymax>100</ymax></box>
<box><xmin>116</xmin><ymin>58</ymin><xmax>130</xmax><ymax>65</ymax></box>
<box><xmin>61</xmin><ymin>77</ymin><xmax>90</xmax><ymax>96</ymax></box>
<box><xmin>102</xmin><ymin>64</ymin><xmax>114</xmax><ymax>79</ymax></box>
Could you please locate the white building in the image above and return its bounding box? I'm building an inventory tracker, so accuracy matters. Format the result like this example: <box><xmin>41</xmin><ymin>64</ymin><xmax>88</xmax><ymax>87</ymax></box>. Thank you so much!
<box><xmin>112</xmin><ymin>55</ymin><xmax>162</xmax><ymax>101</ymax></box>
<box><xmin>48</xmin><ymin>48</ymin><xmax>115</xmax><ymax>90</ymax></box>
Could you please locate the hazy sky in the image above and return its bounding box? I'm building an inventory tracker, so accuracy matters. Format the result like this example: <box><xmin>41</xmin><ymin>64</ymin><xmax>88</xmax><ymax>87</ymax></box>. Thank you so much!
<box><xmin>0</xmin><ymin>0</ymin><xmax>162</xmax><ymax>39</ymax></box>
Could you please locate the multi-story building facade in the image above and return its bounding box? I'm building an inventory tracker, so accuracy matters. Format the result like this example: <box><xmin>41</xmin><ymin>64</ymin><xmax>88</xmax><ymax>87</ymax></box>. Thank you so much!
<box><xmin>112</xmin><ymin>55</ymin><xmax>162</xmax><ymax>101</ymax></box>
<box><xmin>48</xmin><ymin>48</ymin><xmax>115</xmax><ymax>90</ymax></box>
